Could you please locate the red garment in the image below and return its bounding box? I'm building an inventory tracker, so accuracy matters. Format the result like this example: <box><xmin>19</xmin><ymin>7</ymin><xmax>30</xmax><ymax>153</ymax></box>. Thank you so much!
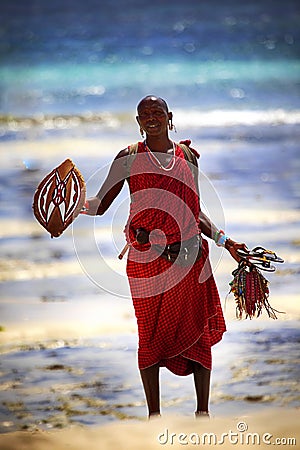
<box><xmin>125</xmin><ymin>142</ymin><xmax>226</xmax><ymax>376</ymax></box>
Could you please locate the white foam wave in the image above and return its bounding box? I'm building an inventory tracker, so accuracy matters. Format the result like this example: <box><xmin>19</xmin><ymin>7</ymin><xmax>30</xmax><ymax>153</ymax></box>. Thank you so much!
<box><xmin>174</xmin><ymin>108</ymin><xmax>300</xmax><ymax>128</ymax></box>
<box><xmin>1</xmin><ymin>109</ymin><xmax>300</xmax><ymax>137</ymax></box>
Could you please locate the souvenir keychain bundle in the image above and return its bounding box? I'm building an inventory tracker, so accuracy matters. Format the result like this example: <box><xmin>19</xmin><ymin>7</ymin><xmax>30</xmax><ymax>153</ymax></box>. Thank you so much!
<box><xmin>228</xmin><ymin>247</ymin><xmax>284</xmax><ymax>320</ymax></box>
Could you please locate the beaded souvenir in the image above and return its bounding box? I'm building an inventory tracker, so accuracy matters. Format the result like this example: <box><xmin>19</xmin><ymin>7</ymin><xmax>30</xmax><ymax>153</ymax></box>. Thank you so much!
<box><xmin>228</xmin><ymin>247</ymin><xmax>284</xmax><ymax>320</ymax></box>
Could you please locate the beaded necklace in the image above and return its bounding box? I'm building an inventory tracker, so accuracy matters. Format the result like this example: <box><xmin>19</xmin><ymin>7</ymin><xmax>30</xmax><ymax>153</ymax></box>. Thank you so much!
<box><xmin>144</xmin><ymin>140</ymin><xmax>176</xmax><ymax>171</ymax></box>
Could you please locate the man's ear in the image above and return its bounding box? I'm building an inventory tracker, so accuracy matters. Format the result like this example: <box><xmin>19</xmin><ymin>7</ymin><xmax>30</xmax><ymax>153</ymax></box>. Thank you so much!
<box><xmin>136</xmin><ymin>115</ymin><xmax>141</xmax><ymax>126</ymax></box>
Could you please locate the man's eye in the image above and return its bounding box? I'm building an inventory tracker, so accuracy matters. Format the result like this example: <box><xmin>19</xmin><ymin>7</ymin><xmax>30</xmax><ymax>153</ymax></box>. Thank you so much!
<box><xmin>139</xmin><ymin>110</ymin><xmax>164</xmax><ymax>119</ymax></box>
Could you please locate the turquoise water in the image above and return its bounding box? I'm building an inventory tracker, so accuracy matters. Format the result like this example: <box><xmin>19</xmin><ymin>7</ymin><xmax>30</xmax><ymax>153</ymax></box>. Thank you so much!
<box><xmin>1</xmin><ymin>0</ymin><xmax>299</xmax><ymax>121</ymax></box>
<box><xmin>0</xmin><ymin>0</ymin><xmax>299</xmax><ymax>232</ymax></box>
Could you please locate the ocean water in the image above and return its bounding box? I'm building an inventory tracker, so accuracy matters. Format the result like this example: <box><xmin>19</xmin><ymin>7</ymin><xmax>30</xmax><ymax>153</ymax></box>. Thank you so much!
<box><xmin>0</xmin><ymin>0</ymin><xmax>299</xmax><ymax>136</ymax></box>
<box><xmin>0</xmin><ymin>0</ymin><xmax>299</xmax><ymax>211</ymax></box>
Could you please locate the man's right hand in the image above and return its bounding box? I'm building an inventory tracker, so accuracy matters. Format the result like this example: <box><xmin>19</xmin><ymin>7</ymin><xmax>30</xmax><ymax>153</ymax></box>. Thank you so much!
<box><xmin>80</xmin><ymin>197</ymin><xmax>101</xmax><ymax>216</ymax></box>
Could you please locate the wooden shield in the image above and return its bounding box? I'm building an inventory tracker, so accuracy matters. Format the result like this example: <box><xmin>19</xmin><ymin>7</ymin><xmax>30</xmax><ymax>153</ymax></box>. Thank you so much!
<box><xmin>33</xmin><ymin>159</ymin><xmax>86</xmax><ymax>238</ymax></box>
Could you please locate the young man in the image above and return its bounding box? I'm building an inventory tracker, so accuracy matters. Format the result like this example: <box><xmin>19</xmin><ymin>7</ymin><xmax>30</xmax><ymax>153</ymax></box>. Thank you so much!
<box><xmin>84</xmin><ymin>95</ymin><xmax>247</xmax><ymax>418</ymax></box>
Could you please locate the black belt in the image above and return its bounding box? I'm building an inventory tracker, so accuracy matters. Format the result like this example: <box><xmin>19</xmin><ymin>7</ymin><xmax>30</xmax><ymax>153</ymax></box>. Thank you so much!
<box><xmin>135</xmin><ymin>228</ymin><xmax>202</xmax><ymax>266</ymax></box>
<box><xmin>153</xmin><ymin>234</ymin><xmax>202</xmax><ymax>266</ymax></box>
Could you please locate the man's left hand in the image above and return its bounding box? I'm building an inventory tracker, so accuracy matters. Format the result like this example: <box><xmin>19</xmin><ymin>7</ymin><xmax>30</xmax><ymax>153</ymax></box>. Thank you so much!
<box><xmin>225</xmin><ymin>238</ymin><xmax>248</xmax><ymax>262</ymax></box>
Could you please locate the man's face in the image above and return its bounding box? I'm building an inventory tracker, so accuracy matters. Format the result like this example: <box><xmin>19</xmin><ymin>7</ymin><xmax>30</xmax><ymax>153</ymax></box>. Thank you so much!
<box><xmin>137</xmin><ymin>99</ymin><xmax>170</xmax><ymax>136</ymax></box>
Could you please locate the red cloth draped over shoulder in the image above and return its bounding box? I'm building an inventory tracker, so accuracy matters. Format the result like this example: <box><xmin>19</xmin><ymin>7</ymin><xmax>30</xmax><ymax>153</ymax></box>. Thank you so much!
<box><xmin>124</xmin><ymin>141</ymin><xmax>200</xmax><ymax>246</ymax></box>
<box><xmin>125</xmin><ymin>142</ymin><xmax>226</xmax><ymax>375</ymax></box>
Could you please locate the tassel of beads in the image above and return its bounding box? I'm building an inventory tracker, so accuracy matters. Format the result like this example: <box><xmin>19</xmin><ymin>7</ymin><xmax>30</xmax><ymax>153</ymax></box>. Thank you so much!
<box><xmin>229</xmin><ymin>261</ymin><xmax>281</xmax><ymax>320</ymax></box>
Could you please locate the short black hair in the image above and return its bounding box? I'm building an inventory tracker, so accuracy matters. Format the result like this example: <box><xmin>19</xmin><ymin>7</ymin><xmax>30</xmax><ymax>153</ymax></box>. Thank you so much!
<box><xmin>137</xmin><ymin>95</ymin><xmax>169</xmax><ymax>113</ymax></box>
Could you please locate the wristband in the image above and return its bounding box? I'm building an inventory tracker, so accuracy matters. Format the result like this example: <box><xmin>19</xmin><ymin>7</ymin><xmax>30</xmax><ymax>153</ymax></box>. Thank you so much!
<box><xmin>80</xmin><ymin>200</ymin><xmax>89</xmax><ymax>214</ymax></box>
<box><xmin>215</xmin><ymin>229</ymin><xmax>229</xmax><ymax>247</ymax></box>
<box><xmin>214</xmin><ymin>230</ymin><xmax>221</xmax><ymax>244</ymax></box>
<box><xmin>217</xmin><ymin>233</ymin><xmax>228</xmax><ymax>247</ymax></box>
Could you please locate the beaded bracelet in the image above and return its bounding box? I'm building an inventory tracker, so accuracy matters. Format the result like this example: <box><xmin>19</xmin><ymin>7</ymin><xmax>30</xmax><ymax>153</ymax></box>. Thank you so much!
<box><xmin>213</xmin><ymin>230</ymin><xmax>221</xmax><ymax>244</ymax></box>
<box><xmin>214</xmin><ymin>229</ymin><xmax>229</xmax><ymax>247</ymax></box>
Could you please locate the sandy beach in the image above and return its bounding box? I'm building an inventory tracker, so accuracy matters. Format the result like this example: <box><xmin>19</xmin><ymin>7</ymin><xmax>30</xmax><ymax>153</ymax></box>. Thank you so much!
<box><xmin>0</xmin><ymin>133</ymin><xmax>299</xmax><ymax>450</ymax></box>
<box><xmin>0</xmin><ymin>409</ymin><xmax>299</xmax><ymax>450</ymax></box>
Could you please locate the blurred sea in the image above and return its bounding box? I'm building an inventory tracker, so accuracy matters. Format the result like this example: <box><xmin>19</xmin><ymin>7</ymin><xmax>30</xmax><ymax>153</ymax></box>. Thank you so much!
<box><xmin>0</xmin><ymin>0</ymin><xmax>299</xmax><ymax>213</ymax></box>
<box><xmin>0</xmin><ymin>0</ymin><xmax>300</xmax><ymax>432</ymax></box>
<box><xmin>0</xmin><ymin>0</ymin><xmax>299</xmax><ymax>138</ymax></box>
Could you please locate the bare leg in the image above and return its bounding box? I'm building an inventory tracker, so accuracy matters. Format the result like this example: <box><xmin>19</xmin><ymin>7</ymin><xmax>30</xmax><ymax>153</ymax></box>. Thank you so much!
<box><xmin>193</xmin><ymin>362</ymin><xmax>211</xmax><ymax>414</ymax></box>
<box><xmin>140</xmin><ymin>363</ymin><xmax>160</xmax><ymax>417</ymax></box>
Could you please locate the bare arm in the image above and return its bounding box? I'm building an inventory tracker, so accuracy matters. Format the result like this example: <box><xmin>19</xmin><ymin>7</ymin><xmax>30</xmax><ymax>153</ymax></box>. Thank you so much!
<box><xmin>83</xmin><ymin>148</ymin><xmax>129</xmax><ymax>216</ymax></box>
<box><xmin>83</xmin><ymin>146</ymin><xmax>248</xmax><ymax>261</ymax></box>
<box><xmin>199</xmin><ymin>210</ymin><xmax>218</xmax><ymax>240</ymax></box>
<box><xmin>199</xmin><ymin>210</ymin><xmax>247</xmax><ymax>262</ymax></box>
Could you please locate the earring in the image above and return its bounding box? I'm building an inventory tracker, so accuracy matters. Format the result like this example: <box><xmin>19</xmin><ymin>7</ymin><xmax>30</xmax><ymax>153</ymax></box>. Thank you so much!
<box><xmin>169</xmin><ymin>119</ymin><xmax>177</xmax><ymax>133</ymax></box>
<box><xmin>140</xmin><ymin>127</ymin><xmax>145</xmax><ymax>138</ymax></box>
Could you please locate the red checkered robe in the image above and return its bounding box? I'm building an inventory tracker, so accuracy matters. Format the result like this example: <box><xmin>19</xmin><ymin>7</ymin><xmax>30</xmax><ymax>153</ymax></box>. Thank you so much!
<box><xmin>125</xmin><ymin>142</ymin><xmax>226</xmax><ymax>376</ymax></box>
